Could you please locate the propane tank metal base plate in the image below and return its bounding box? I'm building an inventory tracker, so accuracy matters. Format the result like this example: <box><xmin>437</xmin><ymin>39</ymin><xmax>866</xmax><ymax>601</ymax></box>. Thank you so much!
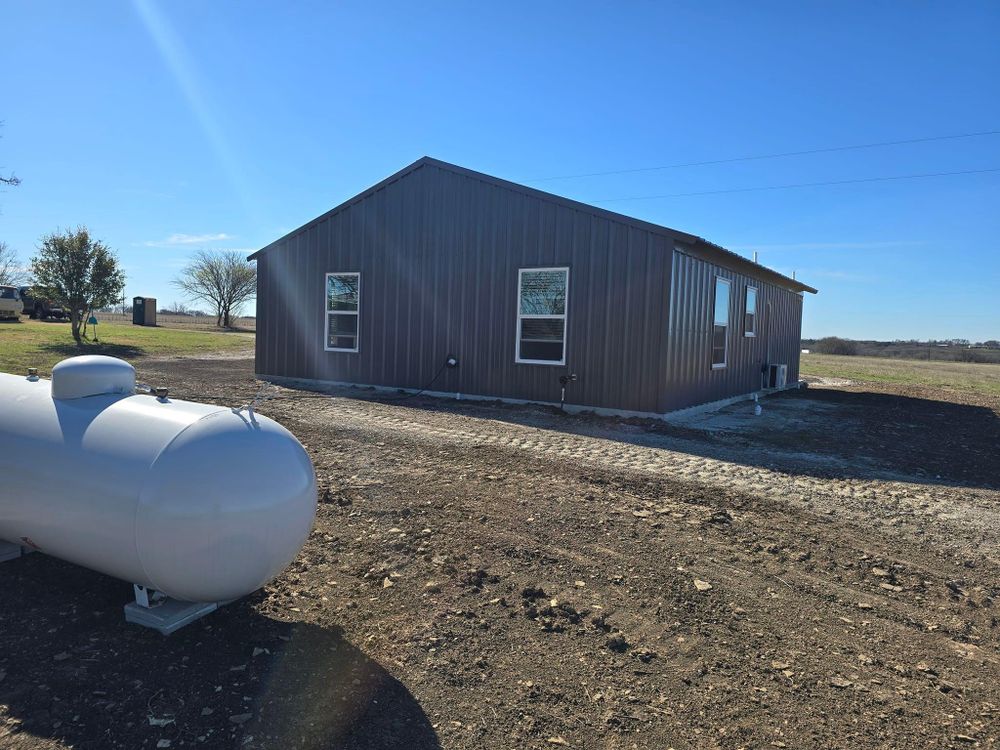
<box><xmin>0</xmin><ymin>541</ymin><xmax>26</xmax><ymax>563</ymax></box>
<box><xmin>124</xmin><ymin>598</ymin><xmax>220</xmax><ymax>636</ymax></box>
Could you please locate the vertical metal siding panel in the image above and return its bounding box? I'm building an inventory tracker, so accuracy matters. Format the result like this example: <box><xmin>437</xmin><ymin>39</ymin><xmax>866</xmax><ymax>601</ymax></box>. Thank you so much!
<box><xmin>662</xmin><ymin>247</ymin><xmax>807</xmax><ymax>411</ymax></box>
<box><xmin>291</xmin><ymin>232</ymin><xmax>304</xmax><ymax>377</ymax></box>
<box><xmin>626</xmin><ymin>227</ymin><xmax>645</xmax><ymax>411</ymax></box>
<box><xmin>428</xmin><ymin>169</ymin><xmax>442</xmax><ymax>386</ymax></box>
<box><xmin>253</xmin><ymin>253</ymin><xmax>272</xmax><ymax>375</ymax></box>
<box><xmin>277</xmin><ymin>238</ymin><xmax>290</xmax><ymax>376</ymax></box>
<box><xmin>360</xmin><ymin>195</ymin><xmax>372</xmax><ymax>384</ymax></box>
<box><xmin>582</xmin><ymin>214</ymin><xmax>600</xmax><ymax>408</ymax></box>
<box><xmin>397</xmin><ymin>177</ymin><xmax>411</xmax><ymax>388</ymax></box>
<box><xmin>275</xmin><ymin>240</ymin><xmax>289</xmax><ymax>377</ymax></box>
<box><xmin>293</xmin><ymin>232</ymin><xmax>305</xmax><ymax>374</ymax></box>
<box><xmin>259</xmin><ymin>252</ymin><xmax>268</xmax><ymax>375</ymax></box>
<box><xmin>304</xmin><ymin>221</ymin><xmax>321</xmax><ymax>379</ymax></box>
<box><xmin>268</xmin><ymin>248</ymin><xmax>278</xmax><ymax>376</ymax></box>
<box><xmin>285</xmin><ymin>233</ymin><xmax>297</xmax><ymax>377</ymax></box>
<box><xmin>574</xmin><ymin>215</ymin><xmax>591</xmax><ymax>407</ymax></box>
<box><xmin>287</xmin><ymin>229</ymin><xmax>300</xmax><ymax>376</ymax></box>
<box><xmin>401</xmin><ymin>172</ymin><xmax>414</xmax><ymax>383</ymax></box>
<box><xmin>492</xmin><ymin>185</ymin><xmax>512</xmax><ymax>397</ymax></box>
<box><xmin>649</xmin><ymin>233</ymin><xmax>670</xmax><ymax>413</ymax></box>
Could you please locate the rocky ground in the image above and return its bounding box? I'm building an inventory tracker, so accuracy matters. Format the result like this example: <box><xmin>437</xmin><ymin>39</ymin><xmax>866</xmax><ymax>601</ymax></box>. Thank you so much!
<box><xmin>1</xmin><ymin>358</ymin><xmax>998</xmax><ymax>749</ymax></box>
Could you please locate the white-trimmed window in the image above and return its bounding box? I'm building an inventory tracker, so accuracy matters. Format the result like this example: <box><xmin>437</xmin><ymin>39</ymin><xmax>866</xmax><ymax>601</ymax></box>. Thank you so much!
<box><xmin>712</xmin><ymin>277</ymin><xmax>730</xmax><ymax>368</ymax></box>
<box><xmin>744</xmin><ymin>286</ymin><xmax>757</xmax><ymax>337</ymax></box>
<box><xmin>325</xmin><ymin>272</ymin><xmax>360</xmax><ymax>352</ymax></box>
<box><xmin>516</xmin><ymin>267</ymin><xmax>569</xmax><ymax>365</ymax></box>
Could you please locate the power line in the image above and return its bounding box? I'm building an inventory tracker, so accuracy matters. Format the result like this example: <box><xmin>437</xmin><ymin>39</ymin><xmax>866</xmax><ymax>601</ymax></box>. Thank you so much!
<box><xmin>591</xmin><ymin>167</ymin><xmax>1000</xmax><ymax>203</ymax></box>
<box><xmin>523</xmin><ymin>130</ymin><xmax>1000</xmax><ymax>183</ymax></box>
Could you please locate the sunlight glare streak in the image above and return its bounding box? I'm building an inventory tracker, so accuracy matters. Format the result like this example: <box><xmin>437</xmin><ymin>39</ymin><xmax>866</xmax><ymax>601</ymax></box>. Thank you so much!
<box><xmin>132</xmin><ymin>0</ymin><xmax>261</xmax><ymax>229</ymax></box>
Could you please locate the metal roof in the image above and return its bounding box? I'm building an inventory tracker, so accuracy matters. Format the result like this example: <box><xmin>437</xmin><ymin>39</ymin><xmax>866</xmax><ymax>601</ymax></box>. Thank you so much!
<box><xmin>250</xmin><ymin>156</ymin><xmax>817</xmax><ymax>295</ymax></box>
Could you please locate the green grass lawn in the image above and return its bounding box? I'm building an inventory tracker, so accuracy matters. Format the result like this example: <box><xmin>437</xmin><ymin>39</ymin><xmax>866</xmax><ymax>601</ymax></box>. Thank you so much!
<box><xmin>0</xmin><ymin>319</ymin><xmax>253</xmax><ymax>376</ymax></box>
<box><xmin>800</xmin><ymin>352</ymin><xmax>1000</xmax><ymax>398</ymax></box>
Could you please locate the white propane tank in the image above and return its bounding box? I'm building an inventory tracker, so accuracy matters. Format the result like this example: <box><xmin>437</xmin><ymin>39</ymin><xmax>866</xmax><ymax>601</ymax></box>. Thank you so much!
<box><xmin>0</xmin><ymin>355</ymin><xmax>317</xmax><ymax>604</ymax></box>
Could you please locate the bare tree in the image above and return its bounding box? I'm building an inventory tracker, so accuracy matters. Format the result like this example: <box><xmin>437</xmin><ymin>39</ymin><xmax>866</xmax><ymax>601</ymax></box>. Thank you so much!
<box><xmin>173</xmin><ymin>250</ymin><xmax>256</xmax><ymax>328</ymax></box>
<box><xmin>0</xmin><ymin>122</ymin><xmax>20</xmax><ymax>188</ymax></box>
<box><xmin>31</xmin><ymin>227</ymin><xmax>126</xmax><ymax>343</ymax></box>
<box><xmin>0</xmin><ymin>241</ymin><xmax>27</xmax><ymax>285</ymax></box>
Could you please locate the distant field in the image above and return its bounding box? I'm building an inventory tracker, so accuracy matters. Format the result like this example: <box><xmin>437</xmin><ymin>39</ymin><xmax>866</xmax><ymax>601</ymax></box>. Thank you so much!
<box><xmin>93</xmin><ymin>311</ymin><xmax>256</xmax><ymax>331</ymax></box>
<box><xmin>0</xmin><ymin>318</ymin><xmax>253</xmax><ymax>376</ymax></box>
<box><xmin>800</xmin><ymin>352</ymin><xmax>1000</xmax><ymax>397</ymax></box>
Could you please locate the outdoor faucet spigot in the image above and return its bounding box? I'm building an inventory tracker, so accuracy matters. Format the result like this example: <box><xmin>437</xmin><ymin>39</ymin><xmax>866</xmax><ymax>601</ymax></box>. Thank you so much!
<box><xmin>558</xmin><ymin>373</ymin><xmax>578</xmax><ymax>411</ymax></box>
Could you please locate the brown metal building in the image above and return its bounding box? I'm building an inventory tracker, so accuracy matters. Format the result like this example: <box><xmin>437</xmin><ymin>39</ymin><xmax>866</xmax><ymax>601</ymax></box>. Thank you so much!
<box><xmin>250</xmin><ymin>157</ymin><xmax>816</xmax><ymax>416</ymax></box>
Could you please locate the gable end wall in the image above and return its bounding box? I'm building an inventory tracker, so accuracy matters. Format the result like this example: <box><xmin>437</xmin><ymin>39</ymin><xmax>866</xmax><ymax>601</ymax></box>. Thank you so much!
<box><xmin>255</xmin><ymin>164</ymin><xmax>674</xmax><ymax>413</ymax></box>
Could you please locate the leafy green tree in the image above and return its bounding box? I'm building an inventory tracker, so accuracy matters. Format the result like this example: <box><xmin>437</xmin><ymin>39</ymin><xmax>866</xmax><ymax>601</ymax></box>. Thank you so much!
<box><xmin>30</xmin><ymin>227</ymin><xmax>125</xmax><ymax>343</ymax></box>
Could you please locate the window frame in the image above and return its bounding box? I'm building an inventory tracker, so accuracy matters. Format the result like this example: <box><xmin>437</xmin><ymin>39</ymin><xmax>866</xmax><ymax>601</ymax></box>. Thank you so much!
<box><xmin>324</xmin><ymin>271</ymin><xmax>361</xmax><ymax>353</ymax></box>
<box><xmin>711</xmin><ymin>276</ymin><xmax>731</xmax><ymax>370</ymax></box>
<box><xmin>744</xmin><ymin>285</ymin><xmax>758</xmax><ymax>338</ymax></box>
<box><xmin>515</xmin><ymin>266</ymin><xmax>570</xmax><ymax>366</ymax></box>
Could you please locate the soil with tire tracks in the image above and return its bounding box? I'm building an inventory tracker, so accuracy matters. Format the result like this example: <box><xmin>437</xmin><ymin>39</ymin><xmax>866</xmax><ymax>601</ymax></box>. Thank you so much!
<box><xmin>1</xmin><ymin>357</ymin><xmax>997</xmax><ymax>749</ymax></box>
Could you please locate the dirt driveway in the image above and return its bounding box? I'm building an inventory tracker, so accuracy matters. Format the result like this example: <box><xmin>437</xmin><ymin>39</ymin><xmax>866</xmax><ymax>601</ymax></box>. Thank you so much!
<box><xmin>1</xmin><ymin>358</ymin><xmax>998</xmax><ymax>749</ymax></box>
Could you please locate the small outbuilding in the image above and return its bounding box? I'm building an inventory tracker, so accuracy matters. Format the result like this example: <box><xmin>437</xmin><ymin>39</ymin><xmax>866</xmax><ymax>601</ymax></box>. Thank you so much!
<box><xmin>250</xmin><ymin>157</ymin><xmax>816</xmax><ymax>417</ymax></box>
<box><xmin>132</xmin><ymin>296</ymin><xmax>157</xmax><ymax>327</ymax></box>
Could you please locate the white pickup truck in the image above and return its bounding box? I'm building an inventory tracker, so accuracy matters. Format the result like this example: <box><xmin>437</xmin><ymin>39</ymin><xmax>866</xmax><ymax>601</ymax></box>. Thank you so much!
<box><xmin>0</xmin><ymin>285</ymin><xmax>24</xmax><ymax>320</ymax></box>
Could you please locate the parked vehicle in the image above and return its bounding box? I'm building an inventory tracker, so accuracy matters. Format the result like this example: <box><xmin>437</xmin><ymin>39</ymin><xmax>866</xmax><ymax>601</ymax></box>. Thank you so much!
<box><xmin>18</xmin><ymin>286</ymin><xmax>66</xmax><ymax>320</ymax></box>
<box><xmin>0</xmin><ymin>285</ymin><xmax>24</xmax><ymax>320</ymax></box>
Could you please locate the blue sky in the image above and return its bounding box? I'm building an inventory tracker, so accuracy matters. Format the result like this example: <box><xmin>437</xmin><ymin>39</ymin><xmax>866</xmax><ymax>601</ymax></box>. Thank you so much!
<box><xmin>2</xmin><ymin>1</ymin><xmax>998</xmax><ymax>340</ymax></box>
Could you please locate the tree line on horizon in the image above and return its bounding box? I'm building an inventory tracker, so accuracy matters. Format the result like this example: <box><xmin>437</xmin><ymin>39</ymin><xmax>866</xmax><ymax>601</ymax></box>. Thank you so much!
<box><xmin>804</xmin><ymin>336</ymin><xmax>1000</xmax><ymax>364</ymax></box>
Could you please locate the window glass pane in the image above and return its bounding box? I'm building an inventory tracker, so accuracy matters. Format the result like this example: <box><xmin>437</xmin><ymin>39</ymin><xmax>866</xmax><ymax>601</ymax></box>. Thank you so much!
<box><xmin>520</xmin><ymin>340</ymin><xmax>564</xmax><ymax>361</ymax></box>
<box><xmin>520</xmin><ymin>270</ymin><xmax>567</xmax><ymax>315</ymax></box>
<box><xmin>328</xmin><ymin>313</ymin><xmax>358</xmax><ymax>336</ymax></box>
<box><xmin>327</xmin><ymin>313</ymin><xmax>358</xmax><ymax>349</ymax></box>
<box><xmin>327</xmin><ymin>274</ymin><xmax>359</xmax><ymax>311</ymax></box>
<box><xmin>329</xmin><ymin>335</ymin><xmax>356</xmax><ymax>350</ymax></box>
<box><xmin>712</xmin><ymin>325</ymin><xmax>727</xmax><ymax>365</ymax></box>
<box><xmin>744</xmin><ymin>288</ymin><xmax>757</xmax><ymax>334</ymax></box>
<box><xmin>0</xmin><ymin>287</ymin><xmax>15</xmax><ymax>299</ymax></box>
<box><xmin>331</xmin><ymin>335</ymin><xmax>355</xmax><ymax>350</ymax></box>
<box><xmin>713</xmin><ymin>279</ymin><xmax>729</xmax><ymax>327</ymax></box>
<box><xmin>520</xmin><ymin>318</ymin><xmax>564</xmax><ymax>341</ymax></box>
<box><xmin>520</xmin><ymin>319</ymin><xmax>565</xmax><ymax>361</ymax></box>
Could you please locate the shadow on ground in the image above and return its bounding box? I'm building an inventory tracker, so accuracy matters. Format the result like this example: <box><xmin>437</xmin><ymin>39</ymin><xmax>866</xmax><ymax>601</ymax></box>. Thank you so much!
<box><xmin>0</xmin><ymin>554</ymin><xmax>439</xmax><ymax>750</ymax></box>
<box><xmin>0</xmin><ymin>317</ymin><xmax>69</xmax><ymax>324</ymax></box>
<box><xmin>39</xmin><ymin>341</ymin><xmax>148</xmax><ymax>361</ymax></box>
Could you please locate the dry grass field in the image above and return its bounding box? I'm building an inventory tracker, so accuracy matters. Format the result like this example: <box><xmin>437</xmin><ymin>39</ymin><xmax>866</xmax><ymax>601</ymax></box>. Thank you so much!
<box><xmin>92</xmin><ymin>311</ymin><xmax>256</xmax><ymax>332</ymax></box>
<box><xmin>800</xmin><ymin>352</ymin><xmax>1000</xmax><ymax>397</ymax></box>
<box><xmin>0</xmin><ymin>318</ymin><xmax>253</xmax><ymax>376</ymax></box>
